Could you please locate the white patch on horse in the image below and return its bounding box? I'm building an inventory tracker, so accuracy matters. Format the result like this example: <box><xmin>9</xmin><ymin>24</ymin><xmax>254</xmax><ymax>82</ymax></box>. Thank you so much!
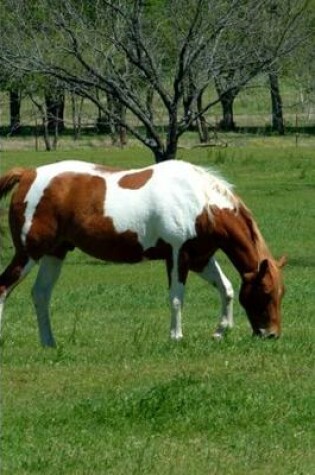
<box><xmin>104</xmin><ymin>160</ymin><xmax>236</xmax><ymax>250</ymax></box>
<box><xmin>21</xmin><ymin>161</ymin><xmax>102</xmax><ymax>245</ymax></box>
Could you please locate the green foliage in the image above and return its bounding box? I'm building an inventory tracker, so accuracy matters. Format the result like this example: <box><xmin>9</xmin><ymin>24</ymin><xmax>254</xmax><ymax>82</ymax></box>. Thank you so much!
<box><xmin>1</xmin><ymin>146</ymin><xmax>314</xmax><ymax>474</ymax></box>
<box><xmin>2</xmin><ymin>0</ymin><xmax>312</xmax><ymax>161</ymax></box>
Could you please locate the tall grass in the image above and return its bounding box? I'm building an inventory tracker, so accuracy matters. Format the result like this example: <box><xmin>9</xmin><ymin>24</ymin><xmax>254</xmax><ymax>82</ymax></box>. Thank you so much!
<box><xmin>0</xmin><ymin>146</ymin><xmax>314</xmax><ymax>474</ymax></box>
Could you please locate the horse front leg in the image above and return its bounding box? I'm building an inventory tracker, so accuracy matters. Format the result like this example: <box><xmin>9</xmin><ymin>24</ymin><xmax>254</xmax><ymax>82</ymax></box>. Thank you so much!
<box><xmin>197</xmin><ymin>257</ymin><xmax>234</xmax><ymax>339</ymax></box>
<box><xmin>31</xmin><ymin>255</ymin><xmax>64</xmax><ymax>347</ymax></box>
<box><xmin>167</xmin><ymin>249</ymin><xmax>188</xmax><ymax>340</ymax></box>
<box><xmin>169</xmin><ymin>280</ymin><xmax>185</xmax><ymax>340</ymax></box>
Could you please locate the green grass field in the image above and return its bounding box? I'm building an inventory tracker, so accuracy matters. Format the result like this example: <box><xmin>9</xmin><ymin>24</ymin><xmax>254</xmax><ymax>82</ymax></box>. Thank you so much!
<box><xmin>0</xmin><ymin>145</ymin><xmax>314</xmax><ymax>474</ymax></box>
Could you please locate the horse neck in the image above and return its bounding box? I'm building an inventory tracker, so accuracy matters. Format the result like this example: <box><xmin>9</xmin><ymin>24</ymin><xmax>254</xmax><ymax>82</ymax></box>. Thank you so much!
<box><xmin>215</xmin><ymin>203</ymin><xmax>271</xmax><ymax>277</ymax></box>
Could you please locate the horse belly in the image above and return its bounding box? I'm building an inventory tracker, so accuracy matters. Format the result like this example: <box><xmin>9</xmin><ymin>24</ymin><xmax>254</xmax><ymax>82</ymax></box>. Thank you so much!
<box><xmin>67</xmin><ymin>215</ymin><xmax>145</xmax><ymax>263</ymax></box>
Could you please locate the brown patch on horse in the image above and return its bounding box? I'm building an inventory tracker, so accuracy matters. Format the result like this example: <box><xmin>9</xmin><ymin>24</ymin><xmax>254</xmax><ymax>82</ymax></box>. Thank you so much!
<box><xmin>179</xmin><ymin>208</ymin><xmax>217</xmax><ymax>275</ymax></box>
<box><xmin>25</xmin><ymin>172</ymin><xmax>144</xmax><ymax>262</ymax></box>
<box><xmin>118</xmin><ymin>169</ymin><xmax>153</xmax><ymax>190</ymax></box>
<box><xmin>210</xmin><ymin>206</ymin><xmax>263</xmax><ymax>274</ymax></box>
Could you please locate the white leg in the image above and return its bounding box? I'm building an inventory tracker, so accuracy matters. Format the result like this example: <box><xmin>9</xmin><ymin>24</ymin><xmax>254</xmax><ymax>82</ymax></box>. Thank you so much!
<box><xmin>197</xmin><ymin>257</ymin><xmax>234</xmax><ymax>339</ymax></box>
<box><xmin>169</xmin><ymin>249</ymin><xmax>186</xmax><ymax>340</ymax></box>
<box><xmin>31</xmin><ymin>255</ymin><xmax>64</xmax><ymax>347</ymax></box>
<box><xmin>170</xmin><ymin>280</ymin><xmax>185</xmax><ymax>340</ymax></box>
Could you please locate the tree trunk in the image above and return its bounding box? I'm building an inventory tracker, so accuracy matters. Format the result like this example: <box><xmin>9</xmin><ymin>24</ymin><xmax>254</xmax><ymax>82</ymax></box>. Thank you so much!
<box><xmin>9</xmin><ymin>89</ymin><xmax>21</xmax><ymax>134</ymax></box>
<box><xmin>153</xmin><ymin>148</ymin><xmax>168</xmax><ymax>163</ymax></box>
<box><xmin>45</xmin><ymin>91</ymin><xmax>65</xmax><ymax>133</ymax></box>
<box><xmin>164</xmin><ymin>109</ymin><xmax>178</xmax><ymax>161</ymax></box>
<box><xmin>30</xmin><ymin>94</ymin><xmax>52</xmax><ymax>151</ymax></box>
<box><xmin>219</xmin><ymin>91</ymin><xmax>237</xmax><ymax>131</ymax></box>
<box><xmin>182</xmin><ymin>72</ymin><xmax>196</xmax><ymax>131</ymax></box>
<box><xmin>153</xmin><ymin>145</ymin><xmax>177</xmax><ymax>163</ymax></box>
<box><xmin>98</xmin><ymin>93</ymin><xmax>128</xmax><ymax>146</ymax></box>
<box><xmin>196</xmin><ymin>90</ymin><xmax>209</xmax><ymax>143</ymax></box>
<box><xmin>149</xmin><ymin>136</ymin><xmax>175</xmax><ymax>163</ymax></box>
<box><xmin>146</xmin><ymin>87</ymin><xmax>154</xmax><ymax>138</ymax></box>
<box><xmin>269</xmin><ymin>72</ymin><xmax>284</xmax><ymax>135</ymax></box>
<box><xmin>117</xmin><ymin>102</ymin><xmax>127</xmax><ymax>146</ymax></box>
<box><xmin>71</xmin><ymin>93</ymin><xmax>84</xmax><ymax>140</ymax></box>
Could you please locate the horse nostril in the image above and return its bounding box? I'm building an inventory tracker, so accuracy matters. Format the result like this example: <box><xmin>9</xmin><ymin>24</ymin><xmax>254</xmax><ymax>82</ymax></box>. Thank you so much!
<box><xmin>254</xmin><ymin>329</ymin><xmax>280</xmax><ymax>339</ymax></box>
<box><xmin>266</xmin><ymin>332</ymin><xmax>279</xmax><ymax>339</ymax></box>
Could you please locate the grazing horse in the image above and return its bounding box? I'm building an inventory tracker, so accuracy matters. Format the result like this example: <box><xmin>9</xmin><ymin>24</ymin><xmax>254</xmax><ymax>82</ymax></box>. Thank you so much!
<box><xmin>0</xmin><ymin>160</ymin><xmax>285</xmax><ymax>347</ymax></box>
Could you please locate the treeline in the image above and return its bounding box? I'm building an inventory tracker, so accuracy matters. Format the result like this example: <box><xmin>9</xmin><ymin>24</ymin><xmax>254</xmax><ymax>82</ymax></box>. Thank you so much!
<box><xmin>0</xmin><ymin>1</ymin><xmax>314</xmax><ymax>161</ymax></box>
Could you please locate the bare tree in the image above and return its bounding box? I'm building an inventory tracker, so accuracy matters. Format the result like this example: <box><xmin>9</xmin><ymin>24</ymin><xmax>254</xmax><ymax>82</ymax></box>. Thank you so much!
<box><xmin>45</xmin><ymin>87</ymin><xmax>65</xmax><ymax>133</ymax></box>
<box><xmin>0</xmin><ymin>68</ymin><xmax>23</xmax><ymax>134</ymax></box>
<box><xmin>214</xmin><ymin>0</ymin><xmax>311</xmax><ymax>132</ymax></box>
<box><xmin>70</xmin><ymin>91</ymin><xmax>84</xmax><ymax>140</ymax></box>
<box><xmin>9</xmin><ymin>89</ymin><xmax>22</xmax><ymax>133</ymax></box>
<box><xmin>268</xmin><ymin>70</ymin><xmax>285</xmax><ymax>134</ymax></box>
<box><xmin>0</xmin><ymin>0</ymin><xmax>311</xmax><ymax>161</ymax></box>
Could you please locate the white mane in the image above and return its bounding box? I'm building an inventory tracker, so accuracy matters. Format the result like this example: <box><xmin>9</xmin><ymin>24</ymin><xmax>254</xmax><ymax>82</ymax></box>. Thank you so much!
<box><xmin>192</xmin><ymin>164</ymin><xmax>238</xmax><ymax>212</ymax></box>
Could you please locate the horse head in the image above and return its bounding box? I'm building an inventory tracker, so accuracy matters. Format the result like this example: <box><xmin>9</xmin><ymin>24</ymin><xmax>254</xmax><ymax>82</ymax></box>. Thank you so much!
<box><xmin>239</xmin><ymin>256</ymin><xmax>286</xmax><ymax>338</ymax></box>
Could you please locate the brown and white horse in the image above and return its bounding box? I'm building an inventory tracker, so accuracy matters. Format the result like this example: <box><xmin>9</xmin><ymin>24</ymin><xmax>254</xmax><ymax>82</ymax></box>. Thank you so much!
<box><xmin>0</xmin><ymin>160</ymin><xmax>285</xmax><ymax>347</ymax></box>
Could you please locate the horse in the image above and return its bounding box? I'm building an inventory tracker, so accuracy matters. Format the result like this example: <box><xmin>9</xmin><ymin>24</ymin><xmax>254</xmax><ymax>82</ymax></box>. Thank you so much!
<box><xmin>0</xmin><ymin>159</ymin><xmax>285</xmax><ymax>347</ymax></box>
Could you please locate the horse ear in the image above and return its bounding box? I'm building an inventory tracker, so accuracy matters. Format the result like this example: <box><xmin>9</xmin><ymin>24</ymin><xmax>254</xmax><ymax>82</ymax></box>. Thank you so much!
<box><xmin>277</xmin><ymin>255</ymin><xmax>287</xmax><ymax>268</ymax></box>
<box><xmin>242</xmin><ymin>259</ymin><xmax>271</xmax><ymax>284</ymax></box>
<box><xmin>257</xmin><ymin>259</ymin><xmax>270</xmax><ymax>280</ymax></box>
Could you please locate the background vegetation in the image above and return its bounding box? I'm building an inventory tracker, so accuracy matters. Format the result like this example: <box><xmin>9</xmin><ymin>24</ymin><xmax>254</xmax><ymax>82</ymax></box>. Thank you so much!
<box><xmin>0</xmin><ymin>0</ymin><xmax>315</xmax><ymax>160</ymax></box>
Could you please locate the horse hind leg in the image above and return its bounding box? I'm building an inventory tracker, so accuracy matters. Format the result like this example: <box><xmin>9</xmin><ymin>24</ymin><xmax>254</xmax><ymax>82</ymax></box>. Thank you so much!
<box><xmin>167</xmin><ymin>249</ymin><xmax>189</xmax><ymax>340</ymax></box>
<box><xmin>0</xmin><ymin>253</ymin><xmax>36</xmax><ymax>341</ymax></box>
<box><xmin>197</xmin><ymin>257</ymin><xmax>234</xmax><ymax>339</ymax></box>
<box><xmin>31</xmin><ymin>255</ymin><xmax>64</xmax><ymax>348</ymax></box>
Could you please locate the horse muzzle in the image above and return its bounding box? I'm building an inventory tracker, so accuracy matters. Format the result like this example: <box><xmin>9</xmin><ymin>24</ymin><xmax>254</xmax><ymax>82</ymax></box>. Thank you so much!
<box><xmin>254</xmin><ymin>328</ymin><xmax>280</xmax><ymax>339</ymax></box>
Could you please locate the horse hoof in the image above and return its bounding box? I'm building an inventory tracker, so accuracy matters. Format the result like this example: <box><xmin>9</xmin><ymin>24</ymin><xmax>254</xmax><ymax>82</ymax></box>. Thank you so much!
<box><xmin>212</xmin><ymin>332</ymin><xmax>224</xmax><ymax>340</ymax></box>
<box><xmin>170</xmin><ymin>332</ymin><xmax>183</xmax><ymax>341</ymax></box>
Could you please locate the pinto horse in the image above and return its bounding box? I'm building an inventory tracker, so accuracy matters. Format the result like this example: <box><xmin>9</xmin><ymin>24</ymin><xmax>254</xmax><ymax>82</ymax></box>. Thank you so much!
<box><xmin>0</xmin><ymin>160</ymin><xmax>285</xmax><ymax>347</ymax></box>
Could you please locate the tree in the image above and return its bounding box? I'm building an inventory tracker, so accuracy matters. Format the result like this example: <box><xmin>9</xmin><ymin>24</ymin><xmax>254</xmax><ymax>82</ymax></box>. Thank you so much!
<box><xmin>0</xmin><ymin>67</ymin><xmax>23</xmax><ymax>134</ymax></box>
<box><xmin>0</xmin><ymin>0</ymin><xmax>311</xmax><ymax>161</ymax></box>
<box><xmin>9</xmin><ymin>89</ymin><xmax>22</xmax><ymax>133</ymax></box>
<box><xmin>215</xmin><ymin>76</ymin><xmax>239</xmax><ymax>131</ymax></box>
<box><xmin>285</xmin><ymin>0</ymin><xmax>315</xmax><ymax>125</ymax></box>
<box><xmin>214</xmin><ymin>0</ymin><xmax>312</xmax><ymax>133</ymax></box>
<box><xmin>268</xmin><ymin>70</ymin><xmax>284</xmax><ymax>134</ymax></box>
<box><xmin>27</xmin><ymin>75</ymin><xmax>63</xmax><ymax>151</ymax></box>
<box><xmin>45</xmin><ymin>87</ymin><xmax>65</xmax><ymax>133</ymax></box>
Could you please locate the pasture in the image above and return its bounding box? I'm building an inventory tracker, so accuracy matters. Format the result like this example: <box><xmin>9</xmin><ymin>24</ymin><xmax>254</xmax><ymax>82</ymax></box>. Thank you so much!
<box><xmin>0</xmin><ymin>146</ymin><xmax>314</xmax><ymax>474</ymax></box>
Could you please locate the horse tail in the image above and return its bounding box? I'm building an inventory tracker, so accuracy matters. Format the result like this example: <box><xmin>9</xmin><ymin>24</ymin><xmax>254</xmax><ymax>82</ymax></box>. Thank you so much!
<box><xmin>0</xmin><ymin>168</ymin><xmax>27</xmax><ymax>248</ymax></box>
<box><xmin>0</xmin><ymin>168</ymin><xmax>25</xmax><ymax>200</ymax></box>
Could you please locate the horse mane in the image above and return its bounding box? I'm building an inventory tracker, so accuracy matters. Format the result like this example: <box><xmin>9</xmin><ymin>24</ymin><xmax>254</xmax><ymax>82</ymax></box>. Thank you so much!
<box><xmin>193</xmin><ymin>165</ymin><xmax>239</xmax><ymax>210</ymax></box>
<box><xmin>238</xmin><ymin>201</ymin><xmax>272</xmax><ymax>263</ymax></box>
<box><xmin>192</xmin><ymin>165</ymin><xmax>276</xmax><ymax>267</ymax></box>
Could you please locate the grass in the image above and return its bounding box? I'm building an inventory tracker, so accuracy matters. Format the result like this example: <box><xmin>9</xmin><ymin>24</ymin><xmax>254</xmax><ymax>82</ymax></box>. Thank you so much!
<box><xmin>0</xmin><ymin>145</ymin><xmax>314</xmax><ymax>474</ymax></box>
